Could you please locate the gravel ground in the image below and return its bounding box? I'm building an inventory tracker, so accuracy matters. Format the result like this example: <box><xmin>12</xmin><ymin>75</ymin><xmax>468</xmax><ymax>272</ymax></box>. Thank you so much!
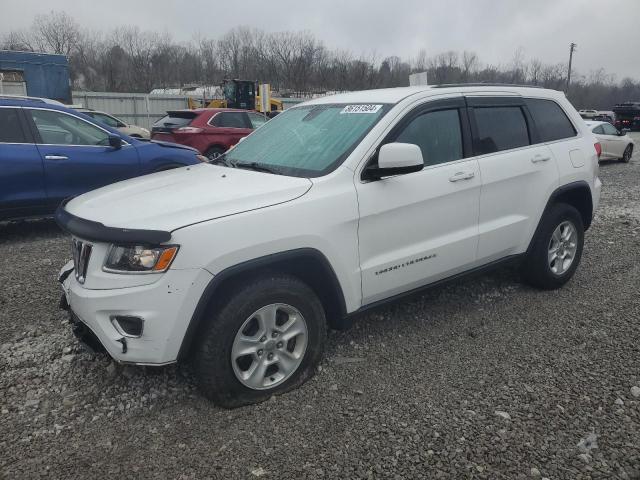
<box><xmin>1</xmin><ymin>135</ymin><xmax>639</xmax><ymax>479</ymax></box>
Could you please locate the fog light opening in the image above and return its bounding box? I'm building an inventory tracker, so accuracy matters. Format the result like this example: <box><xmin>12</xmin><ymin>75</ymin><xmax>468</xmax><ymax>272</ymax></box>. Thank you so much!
<box><xmin>110</xmin><ymin>315</ymin><xmax>144</xmax><ymax>338</ymax></box>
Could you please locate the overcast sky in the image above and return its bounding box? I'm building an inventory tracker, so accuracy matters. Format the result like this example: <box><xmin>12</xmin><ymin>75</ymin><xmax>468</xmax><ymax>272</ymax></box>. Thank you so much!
<box><xmin>2</xmin><ymin>0</ymin><xmax>640</xmax><ymax>80</ymax></box>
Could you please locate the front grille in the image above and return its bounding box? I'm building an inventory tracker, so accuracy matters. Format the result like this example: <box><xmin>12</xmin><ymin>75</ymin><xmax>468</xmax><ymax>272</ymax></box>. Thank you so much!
<box><xmin>72</xmin><ymin>239</ymin><xmax>92</xmax><ymax>284</ymax></box>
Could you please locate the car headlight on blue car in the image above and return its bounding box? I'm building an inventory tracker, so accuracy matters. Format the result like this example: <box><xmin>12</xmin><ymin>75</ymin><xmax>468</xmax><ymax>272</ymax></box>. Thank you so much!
<box><xmin>103</xmin><ymin>245</ymin><xmax>179</xmax><ymax>273</ymax></box>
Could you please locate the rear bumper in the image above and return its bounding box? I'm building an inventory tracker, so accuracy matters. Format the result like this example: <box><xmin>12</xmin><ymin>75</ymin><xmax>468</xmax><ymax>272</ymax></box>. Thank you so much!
<box><xmin>59</xmin><ymin>261</ymin><xmax>213</xmax><ymax>365</ymax></box>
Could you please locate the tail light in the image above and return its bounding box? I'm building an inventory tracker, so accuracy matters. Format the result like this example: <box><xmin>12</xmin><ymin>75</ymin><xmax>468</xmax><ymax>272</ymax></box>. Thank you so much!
<box><xmin>175</xmin><ymin>127</ymin><xmax>203</xmax><ymax>134</ymax></box>
<box><xmin>594</xmin><ymin>142</ymin><xmax>602</xmax><ymax>159</ymax></box>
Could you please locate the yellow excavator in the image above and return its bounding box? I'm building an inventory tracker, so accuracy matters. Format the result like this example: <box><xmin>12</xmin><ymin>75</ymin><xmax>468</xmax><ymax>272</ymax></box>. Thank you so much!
<box><xmin>187</xmin><ymin>79</ymin><xmax>283</xmax><ymax>113</ymax></box>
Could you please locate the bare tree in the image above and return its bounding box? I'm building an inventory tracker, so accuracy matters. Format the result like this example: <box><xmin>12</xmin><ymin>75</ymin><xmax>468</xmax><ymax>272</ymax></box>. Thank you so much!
<box><xmin>2</xmin><ymin>11</ymin><xmax>639</xmax><ymax>107</ymax></box>
<box><xmin>32</xmin><ymin>11</ymin><xmax>81</xmax><ymax>57</ymax></box>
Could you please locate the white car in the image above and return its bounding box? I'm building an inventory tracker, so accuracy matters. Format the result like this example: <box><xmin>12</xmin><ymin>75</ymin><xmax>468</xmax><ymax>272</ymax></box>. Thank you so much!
<box><xmin>585</xmin><ymin>120</ymin><xmax>634</xmax><ymax>162</ymax></box>
<box><xmin>57</xmin><ymin>85</ymin><xmax>601</xmax><ymax>407</ymax></box>
<box><xmin>77</xmin><ymin>109</ymin><xmax>151</xmax><ymax>139</ymax></box>
<box><xmin>578</xmin><ymin>109</ymin><xmax>598</xmax><ymax>119</ymax></box>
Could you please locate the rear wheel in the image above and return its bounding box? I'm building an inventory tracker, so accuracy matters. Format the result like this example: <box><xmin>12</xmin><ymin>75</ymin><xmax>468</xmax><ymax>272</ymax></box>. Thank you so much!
<box><xmin>621</xmin><ymin>144</ymin><xmax>633</xmax><ymax>163</ymax></box>
<box><xmin>195</xmin><ymin>274</ymin><xmax>326</xmax><ymax>408</ymax></box>
<box><xmin>205</xmin><ymin>146</ymin><xmax>226</xmax><ymax>161</ymax></box>
<box><xmin>521</xmin><ymin>203</ymin><xmax>584</xmax><ymax>290</ymax></box>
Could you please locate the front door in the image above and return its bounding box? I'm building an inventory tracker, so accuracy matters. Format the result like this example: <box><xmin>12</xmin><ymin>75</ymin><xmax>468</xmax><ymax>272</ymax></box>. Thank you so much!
<box><xmin>25</xmin><ymin>108</ymin><xmax>141</xmax><ymax>207</ymax></box>
<box><xmin>356</xmin><ymin>100</ymin><xmax>481</xmax><ymax>305</ymax></box>
<box><xmin>600</xmin><ymin>122</ymin><xmax>626</xmax><ymax>158</ymax></box>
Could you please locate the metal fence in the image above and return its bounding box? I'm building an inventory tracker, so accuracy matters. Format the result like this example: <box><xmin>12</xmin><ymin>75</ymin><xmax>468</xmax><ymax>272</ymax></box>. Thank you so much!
<box><xmin>71</xmin><ymin>91</ymin><xmax>189</xmax><ymax>130</ymax></box>
<box><xmin>71</xmin><ymin>91</ymin><xmax>305</xmax><ymax>129</ymax></box>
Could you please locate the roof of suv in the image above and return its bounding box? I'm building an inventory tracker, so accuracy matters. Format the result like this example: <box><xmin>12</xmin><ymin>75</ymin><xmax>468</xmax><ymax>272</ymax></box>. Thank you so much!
<box><xmin>304</xmin><ymin>85</ymin><xmax>565</xmax><ymax>106</ymax></box>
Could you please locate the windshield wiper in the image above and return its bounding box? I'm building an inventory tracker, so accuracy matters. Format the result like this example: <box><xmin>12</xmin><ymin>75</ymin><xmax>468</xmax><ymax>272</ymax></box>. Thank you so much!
<box><xmin>233</xmin><ymin>161</ymin><xmax>281</xmax><ymax>175</ymax></box>
<box><xmin>209</xmin><ymin>153</ymin><xmax>233</xmax><ymax>167</ymax></box>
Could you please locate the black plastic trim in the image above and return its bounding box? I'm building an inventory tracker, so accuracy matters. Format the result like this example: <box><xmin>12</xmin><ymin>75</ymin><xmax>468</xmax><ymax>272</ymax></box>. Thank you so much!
<box><xmin>526</xmin><ymin>181</ymin><xmax>593</xmax><ymax>247</ymax></box>
<box><xmin>177</xmin><ymin>248</ymin><xmax>347</xmax><ymax>360</ymax></box>
<box><xmin>465</xmin><ymin>96</ymin><xmax>525</xmax><ymax>107</ymax></box>
<box><xmin>55</xmin><ymin>198</ymin><xmax>171</xmax><ymax>245</ymax></box>
<box><xmin>432</xmin><ymin>83</ymin><xmax>544</xmax><ymax>89</ymax></box>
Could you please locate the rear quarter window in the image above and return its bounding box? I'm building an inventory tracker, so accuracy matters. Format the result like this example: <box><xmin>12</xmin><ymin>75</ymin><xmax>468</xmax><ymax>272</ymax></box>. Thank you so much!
<box><xmin>525</xmin><ymin>98</ymin><xmax>577</xmax><ymax>142</ymax></box>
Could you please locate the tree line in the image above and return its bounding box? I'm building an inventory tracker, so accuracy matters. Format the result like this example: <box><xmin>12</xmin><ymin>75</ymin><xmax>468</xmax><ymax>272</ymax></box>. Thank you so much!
<box><xmin>2</xmin><ymin>11</ymin><xmax>640</xmax><ymax>109</ymax></box>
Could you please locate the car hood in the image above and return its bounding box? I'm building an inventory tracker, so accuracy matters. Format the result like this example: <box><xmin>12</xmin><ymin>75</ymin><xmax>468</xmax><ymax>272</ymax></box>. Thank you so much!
<box><xmin>65</xmin><ymin>163</ymin><xmax>313</xmax><ymax>232</ymax></box>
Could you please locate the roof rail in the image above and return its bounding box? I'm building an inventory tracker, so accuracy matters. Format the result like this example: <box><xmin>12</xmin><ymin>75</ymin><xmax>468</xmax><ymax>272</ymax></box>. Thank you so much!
<box><xmin>431</xmin><ymin>83</ymin><xmax>545</xmax><ymax>89</ymax></box>
<box><xmin>0</xmin><ymin>94</ymin><xmax>65</xmax><ymax>106</ymax></box>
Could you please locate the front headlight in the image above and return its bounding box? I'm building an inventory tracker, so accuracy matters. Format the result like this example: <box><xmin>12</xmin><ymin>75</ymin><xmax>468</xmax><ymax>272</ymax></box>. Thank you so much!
<box><xmin>103</xmin><ymin>245</ymin><xmax>179</xmax><ymax>273</ymax></box>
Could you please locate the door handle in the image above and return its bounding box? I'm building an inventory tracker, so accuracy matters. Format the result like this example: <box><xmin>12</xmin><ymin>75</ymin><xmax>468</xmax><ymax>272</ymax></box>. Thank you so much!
<box><xmin>44</xmin><ymin>155</ymin><xmax>68</xmax><ymax>161</ymax></box>
<box><xmin>531</xmin><ymin>154</ymin><xmax>551</xmax><ymax>163</ymax></box>
<box><xmin>449</xmin><ymin>171</ymin><xmax>475</xmax><ymax>182</ymax></box>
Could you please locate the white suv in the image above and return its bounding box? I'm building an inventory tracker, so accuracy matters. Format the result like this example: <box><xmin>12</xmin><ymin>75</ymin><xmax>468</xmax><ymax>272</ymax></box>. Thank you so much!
<box><xmin>57</xmin><ymin>85</ymin><xmax>602</xmax><ymax>407</ymax></box>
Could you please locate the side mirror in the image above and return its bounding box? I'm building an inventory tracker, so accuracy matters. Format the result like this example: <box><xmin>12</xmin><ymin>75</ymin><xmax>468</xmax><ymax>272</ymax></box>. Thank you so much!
<box><xmin>363</xmin><ymin>143</ymin><xmax>424</xmax><ymax>181</ymax></box>
<box><xmin>108</xmin><ymin>134</ymin><xmax>123</xmax><ymax>149</ymax></box>
<box><xmin>617</xmin><ymin>130</ymin><xmax>625</xmax><ymax>136</ymax></box>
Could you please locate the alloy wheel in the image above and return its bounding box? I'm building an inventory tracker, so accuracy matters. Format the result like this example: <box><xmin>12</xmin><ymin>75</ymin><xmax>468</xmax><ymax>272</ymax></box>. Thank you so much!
<box><xmin>231</xmin><ymin>303</ymin><xmax>308</xmax><ymax>390</ymax></box>
<box><xmin>548</xmin><ymin>221</ymin><xmax>578</xmax><ymax>276</ymax></box>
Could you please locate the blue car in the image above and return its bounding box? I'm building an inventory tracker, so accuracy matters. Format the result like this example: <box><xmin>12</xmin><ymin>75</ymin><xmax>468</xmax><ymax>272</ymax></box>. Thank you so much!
<box><xmin>0</xmin><ymin>97</ymin><xmax>204</xmax><ymax>221</ymax></box>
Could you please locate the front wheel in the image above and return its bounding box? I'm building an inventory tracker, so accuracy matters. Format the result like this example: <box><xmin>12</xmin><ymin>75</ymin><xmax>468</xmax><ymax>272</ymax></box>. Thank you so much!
<box><xmin>521</xmin><ymin>203</ymin><xmax>584</xmax><ymax>290</ymax></box>
<box><xmin>195</xmin><ymin>274</ymin><xmax>326</xmax><ymax>408</ymax></box>
<box><xmin>621</xmin><ymin>144</ymin><xmax>633</xmax><ymax>163</ymax></box>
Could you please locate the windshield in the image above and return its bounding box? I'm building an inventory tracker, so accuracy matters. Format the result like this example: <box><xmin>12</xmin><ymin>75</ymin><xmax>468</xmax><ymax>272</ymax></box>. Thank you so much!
<box><xmin>224</xmin><ymin>103</ymin><xmax>390</xmax><ymax>177</ymax></box>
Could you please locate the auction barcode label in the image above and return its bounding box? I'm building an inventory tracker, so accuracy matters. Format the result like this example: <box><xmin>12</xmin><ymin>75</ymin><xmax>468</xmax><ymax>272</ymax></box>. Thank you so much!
<box><xmin>340</xmin><ymin>104</ymin><xmax>383</xmax><ymax>114</ymax></box>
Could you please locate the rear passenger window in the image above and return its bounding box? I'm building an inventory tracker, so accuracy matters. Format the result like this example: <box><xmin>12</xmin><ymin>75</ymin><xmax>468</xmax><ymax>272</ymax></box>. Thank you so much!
<box><xmin>473</xmin><ymin>107</ymin><xmax>530</xmax><ymax>154</ymax></box>
<box><xmin>394</xmin><ymin>109</ymin><xmax>463</xmax><ymax>166</ymax></box>
<box><xmin>525</xmin><ymin>98</ymin><xmax>577</xmax><ymax>142</ymax></box>
<box><xmin>592</xmin><ymin>125</ymin><xmax>604</xmax><ymax>135</ymax></box>
<box><xmin>213</xmin><ymin>112</ymin><xmax>248</xmax><ymax>128</ymax></box>
<box><xmin>0</xmin><ymin>109</ymin><xmax>27</xmax><ymax>143</ymax></box>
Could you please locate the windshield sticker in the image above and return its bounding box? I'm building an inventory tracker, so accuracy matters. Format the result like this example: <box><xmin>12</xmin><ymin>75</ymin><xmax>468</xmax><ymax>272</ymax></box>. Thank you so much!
<box><xmin>340</xmin><ymin>104</ymin><xmax>383</xmax><ymax>114</ymax></box>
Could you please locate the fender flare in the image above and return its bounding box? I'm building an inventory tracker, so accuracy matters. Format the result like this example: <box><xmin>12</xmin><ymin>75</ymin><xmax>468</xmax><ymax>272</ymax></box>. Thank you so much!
<box><xmin>177</xmin><ymin>248</ymin><xmax>347</xmax><ymax>360</ymax></box>
<box><xmin>526</xmin><ymin>180</ymin><xmax>593</xmax><ymax>254</ymax></box>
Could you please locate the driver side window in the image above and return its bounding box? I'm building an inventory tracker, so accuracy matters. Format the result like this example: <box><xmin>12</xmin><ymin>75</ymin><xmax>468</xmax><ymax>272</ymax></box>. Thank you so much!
<box><xmin>29</xmin><ymin>109</ymin><xmax>110</xmax><ymax>146</ymax></box>
<box><xmin>394</xmin><ymin>109</ymin><xmax>463</xmax><ymax>166</ymax></box>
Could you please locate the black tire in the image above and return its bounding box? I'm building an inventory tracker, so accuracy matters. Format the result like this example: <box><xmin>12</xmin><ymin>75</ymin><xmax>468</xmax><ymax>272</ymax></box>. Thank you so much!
<box><xmin>195</xmin><ymin>273</ymin><xmax>326</xmax><ymax>408</ymax></box>
<box><xmin>521</xmin><ymin>203</ymin><xmax>584</xmax><ymax>290</ymax></box>
<box><xmin>205</xmin><ymin>146</ymin><xmax>226</xmax><ymax>161</ymax></box>
<box><xmin>621</xmin><ymin>144</ymin><xmax>633</xmax><ymax>163</ymax></box>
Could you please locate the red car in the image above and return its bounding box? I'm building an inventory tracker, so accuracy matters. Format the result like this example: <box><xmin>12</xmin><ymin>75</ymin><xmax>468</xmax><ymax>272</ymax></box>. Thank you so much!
<box><xmin>151</xmin><ymin>108</ymin><xmax>268</xmax><ymax>159</ymax></box>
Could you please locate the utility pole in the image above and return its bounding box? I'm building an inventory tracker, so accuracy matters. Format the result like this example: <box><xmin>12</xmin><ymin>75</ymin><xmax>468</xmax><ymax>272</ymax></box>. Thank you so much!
<box><xmin>567</xmin><ymin>42</ymin><xmax>577</xmax><ymax>92</ymax></box>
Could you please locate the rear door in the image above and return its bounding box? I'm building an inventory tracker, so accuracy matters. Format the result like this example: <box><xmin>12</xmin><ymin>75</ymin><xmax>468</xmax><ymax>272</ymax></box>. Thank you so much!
<box><xmin>0</xmin><ymin>107</ymin><xmax>47</xmax><ymax>218</ymax></box>
<box><xmin>467</xmin><ymin>96</ymin><xmax>559</xmax><ymax>262</ymax></box>
<box><xmin>25</xmin><ymin>107</ymin><xmax>141</xmax><ymax>206</ymax></box>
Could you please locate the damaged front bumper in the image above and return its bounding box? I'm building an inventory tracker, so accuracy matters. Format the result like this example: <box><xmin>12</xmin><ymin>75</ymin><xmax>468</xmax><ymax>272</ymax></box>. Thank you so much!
<box><xmin>58</xmin><ymin>260</ymin><xmax>213</xmax><ymax>365</ymax></box>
